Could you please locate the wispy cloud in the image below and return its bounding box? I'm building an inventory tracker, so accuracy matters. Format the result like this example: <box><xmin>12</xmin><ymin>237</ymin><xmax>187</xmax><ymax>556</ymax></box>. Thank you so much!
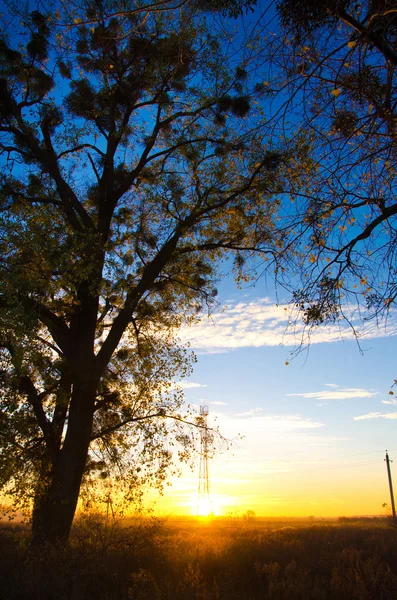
<box><xmin>211</xmin><ymin>401</ymin><xmax>228</xmax><ymax>406</ymax></box>
<box><xmin>382</xmin><ymin>399</ymin><xmax>397</xmax><ymax>406</ymax></box>
<box><xmin>287</xmin><ymin>388</ymin><xmax>378</xmax><ymax>401</ymax></box>
<box><xmin>218</xmin><ymin>411</ymin><xmax>325</xmax><ymax>433</ymax></box>
<box><xmin>250</xmin><ymin>414</ymin><xmax>324</xmax><ymax>431</ymax></box>
<box><xmin>354</xmin><ymin>412</ymin><xmax>397</xmax><ymax>421</ymax></box>
<box><xmin>236</xmin><ymin>407</ymin><xmax>264</xmax><ymax>417</ymax></box>
<box><xmin>175</xmin><ymin>382</ymin><xmax>207</xmax><ymax>389</ymax></box>
<box><xmin>178</xmin><ymin>298</ymin><xmax>397</xmax><ymax>352</ymax></box>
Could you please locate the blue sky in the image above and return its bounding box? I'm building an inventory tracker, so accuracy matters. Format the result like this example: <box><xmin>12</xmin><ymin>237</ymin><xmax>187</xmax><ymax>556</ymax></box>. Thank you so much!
<box><xmin>152</xmin><ymin>273</ymin><xmax>397</xmax><ymax>517</ymax></box>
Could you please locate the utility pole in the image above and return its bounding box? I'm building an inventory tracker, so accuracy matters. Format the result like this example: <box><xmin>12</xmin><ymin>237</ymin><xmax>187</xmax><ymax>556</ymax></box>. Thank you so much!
<box><xmin>385</xmin><ymin>451</ymin><xmax>396</xmax><ymax>519</ymax></box>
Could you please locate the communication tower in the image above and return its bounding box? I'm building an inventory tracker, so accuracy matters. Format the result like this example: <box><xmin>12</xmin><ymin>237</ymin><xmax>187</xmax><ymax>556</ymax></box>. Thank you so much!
<box><xmin>197</xmin><ymin>405</ymin><xmax>212</xmax><ymax>515</ymax></box>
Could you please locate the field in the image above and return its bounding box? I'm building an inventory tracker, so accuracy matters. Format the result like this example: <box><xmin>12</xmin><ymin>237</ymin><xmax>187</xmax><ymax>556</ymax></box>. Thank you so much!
<box><xmin>2</xmin><ymin>515</ymin><xmax>397</xmax><ymax>599</ymax></box>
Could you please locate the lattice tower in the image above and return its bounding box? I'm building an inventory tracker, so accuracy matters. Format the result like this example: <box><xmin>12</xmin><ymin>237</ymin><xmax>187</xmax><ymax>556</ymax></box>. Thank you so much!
<box><xmin>197</xmin><ymin>405</ymin><xmax>212</xmax><ymax>514</ymax></box>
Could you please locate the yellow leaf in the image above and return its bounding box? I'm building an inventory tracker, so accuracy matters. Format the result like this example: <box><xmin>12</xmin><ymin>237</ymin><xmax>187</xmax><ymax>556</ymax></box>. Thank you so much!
<box><xmin>285</xmin><ymin>361</ymin><xmax>289</xmax><ymax>366</ymax></box>
<box><xmin>347</xmin><ymin>41</ymin><xmax>356</xmax><ymax>48</ymax></box>
<box><xmin>331</xmin><ymin>88</ymin><xmax>341</xmax><ymax>98</ymax></box>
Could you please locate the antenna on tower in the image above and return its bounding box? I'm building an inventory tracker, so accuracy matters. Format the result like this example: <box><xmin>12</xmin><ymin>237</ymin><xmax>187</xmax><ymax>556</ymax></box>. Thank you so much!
<box><xmin>197</xmin><ymin>405</ymin><xmax>213</xmax><ymax>516</ymax></box>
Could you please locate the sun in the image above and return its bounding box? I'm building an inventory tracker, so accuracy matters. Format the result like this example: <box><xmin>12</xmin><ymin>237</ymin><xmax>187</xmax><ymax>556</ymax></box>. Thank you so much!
<box><xmin>188</xmin><ymin>493</ymin><xmax>237</xmax><ymax>517</ymax></box>
<box><xmin>197</xmin><ymin>497</ymin><xmax>213</xmax><ymax>517</ymax></box>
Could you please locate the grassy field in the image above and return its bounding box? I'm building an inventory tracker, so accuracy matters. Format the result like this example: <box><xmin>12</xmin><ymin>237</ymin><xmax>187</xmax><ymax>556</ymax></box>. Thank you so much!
<box><xmin>2</xmin><ymin>515</ymin><xmax>397</xmax><ymax>599</ymax></box>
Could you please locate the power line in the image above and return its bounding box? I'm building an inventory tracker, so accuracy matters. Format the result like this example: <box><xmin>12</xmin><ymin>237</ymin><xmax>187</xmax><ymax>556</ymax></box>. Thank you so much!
<box><xmin>299</xmin><ymin>448</ymin><xmax>397</xmax><ymax>463</ymax></box>
<box><xmin>289</xmin><ymin>460</ymin><xmax>380</xmax><ymax>474</ymax></box>
<box><xmin>258</xmin><ymin>449</ymin><xmax>397</xmax><ymax>475</ymax></box>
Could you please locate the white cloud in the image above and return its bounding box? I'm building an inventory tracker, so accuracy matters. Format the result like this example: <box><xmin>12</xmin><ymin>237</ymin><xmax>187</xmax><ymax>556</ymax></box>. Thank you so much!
<box><xmin>211</xmin><ymin>401</ymin><xmax>228</xmax><ymax>406</ymax></box>
<box><xmin>178</xmin><ymin>298</ymin><xmax>397</xmax><ymax>352</ymax></box>
<box><xmin>236</xmin><ymin>407</ymin><xmax>263</xmax><ymax>417</ymax></box>
<box><xmin>175</xmin><ymin>382</ymin><xmax>207</xmax><ymax>389</ymax></box>
<box><xmin>222</xmin><ymin>412</ymin><xmax>324</xmax><ymax>432</ymax></box>
<box><xmin>252</xmin><ymin>414</ymin><xmax>324</xmax><ymax>431</ymax></box>
<box><xmin>287</xmin><ymin>388</ymin><xmax>378</xmax><ymax>401</ymax></box>
<box><xmin>205</xmin><ymin>411</ymin><xmax>326</xmax><ymax>461</ymax></box>
<box><xmin>354</xmin><ymin>412</ymin><xmax>397</xmax><ymax>421</ymax></box>
<box><xmin>200</xmin><ymin>411</ymin><xmax>329</xmax><ymax>485</ymax></box>
<box><xmin>324</xmin><ymin>383</ymin><xmax>339</xmax><ymax>388</ymax></box>
<box><xmin>382</xmin><ymin>399</ymin><xmax>397</xmax><ymax>405</ymax></box>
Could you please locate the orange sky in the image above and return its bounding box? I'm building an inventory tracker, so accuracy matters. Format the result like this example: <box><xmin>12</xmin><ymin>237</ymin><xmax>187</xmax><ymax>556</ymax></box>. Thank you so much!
<box><xmin>147</xmin><ymin>442</ymin><xmax>393</xmax><ymax>518</ymax></box>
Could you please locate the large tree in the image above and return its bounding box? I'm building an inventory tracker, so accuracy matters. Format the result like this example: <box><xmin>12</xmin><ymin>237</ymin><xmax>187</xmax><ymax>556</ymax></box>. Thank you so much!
<box><xmin>273</xmin><ymin>0</ymin><xmax>397</xmax><ymax>340</ymax></box>
<box><xmin>0</xmin><ymin>0</ymin><xmax>298</xmax><ymax>546</ymax></box>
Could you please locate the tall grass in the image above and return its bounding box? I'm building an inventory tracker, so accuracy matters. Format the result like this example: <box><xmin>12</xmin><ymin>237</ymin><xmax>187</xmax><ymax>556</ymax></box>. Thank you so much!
<box><xmin>1</xmin><ymin>517</ymin><xmax>397</xmax><ymax>599</ymax></box>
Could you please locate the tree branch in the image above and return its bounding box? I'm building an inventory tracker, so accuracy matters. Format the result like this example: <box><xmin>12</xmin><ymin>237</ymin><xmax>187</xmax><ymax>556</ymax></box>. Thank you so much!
<box><xmin>338</xmin><ymin>7</ymin><xmax>397</xmax><ymax>66</ymax></box>
<box><xmin>91</xmin><ymin>411</ymin><xmax>218</xmax><ymax>441</ymax></box>
<box><xmin>19</xmin><ymin>375</ymin><xmax>58</xmax><ymax>462</ymax></box>
<box><xmin>14</xmin><ymin>296</ymin><xmax>73</xmax><ymax>359</ymax></box>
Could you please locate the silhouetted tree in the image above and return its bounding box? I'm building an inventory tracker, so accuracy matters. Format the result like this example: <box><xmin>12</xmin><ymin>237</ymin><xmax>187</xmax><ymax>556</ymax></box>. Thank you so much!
<box><xmin>275</xmin><ymin>0</ymin><xmax>397</xmax><ymax>340</ymax></box>
<box><xmin>0</xmin><ymin>0</ymin><xmax>300</xmax><ymax>546</ymax></box>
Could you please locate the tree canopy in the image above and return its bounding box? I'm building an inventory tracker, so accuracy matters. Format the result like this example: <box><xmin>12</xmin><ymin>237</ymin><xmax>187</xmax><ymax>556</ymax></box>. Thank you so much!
<box><xmin>274</xmin><ymin>0</ymin><xmax>397</xmax><ymax>340</ymax></box>
<box><xmin>0</xmin><ymin>0</ymin><xmax>303</xmax><ymax>545</ymax></box>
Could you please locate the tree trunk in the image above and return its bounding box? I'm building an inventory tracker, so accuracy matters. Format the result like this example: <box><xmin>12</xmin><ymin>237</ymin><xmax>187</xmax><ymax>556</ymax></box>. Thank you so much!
<box><xmin>31</xmin><ymin>379</ymin><xmax>97</xmax><ymax>548</ymax></box>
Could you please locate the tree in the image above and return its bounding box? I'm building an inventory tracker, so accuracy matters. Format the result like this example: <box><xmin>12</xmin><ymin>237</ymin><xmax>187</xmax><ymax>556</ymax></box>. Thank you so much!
<box><xmin>243</xmin><ymin>509</ymin><xmax>256</xmax><ymax>521</ymax></box>
<box><xmin>0</xmin><ymin>0</ymin><xmax>298</xmax><ymax>546</ymax></box>
<box><xmin>273</xmin><ymin>0</ymin><xmax>397</xmax><ymax>341</ymax></box>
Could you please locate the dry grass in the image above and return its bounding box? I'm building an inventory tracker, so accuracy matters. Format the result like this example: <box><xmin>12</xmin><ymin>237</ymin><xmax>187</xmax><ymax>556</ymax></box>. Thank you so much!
<box><xmin>1</xmin><ymin>516</ymin><xmax>397</xmax><ymax>599</ymax></box>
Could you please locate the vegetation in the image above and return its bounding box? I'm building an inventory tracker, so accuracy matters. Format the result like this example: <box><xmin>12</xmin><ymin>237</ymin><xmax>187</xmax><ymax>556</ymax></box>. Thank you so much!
<box><xmin>2</xmin><ymin>0</ymin><xmax>396</xmax><ymax>555</ymax></box>
<box><xmin>0</xmin><ymin>0</ymin><xmax>308</xmax><ymax>547</ymax></box>
<box><xmin>274</xmin><ymin>0</ymin><xmax>397</xmax><ymax>340</ymax></box>
<box><xmin>2</xmin><ymin>517</ymin><xmax>397</xmax><ymax>599</ymax></box>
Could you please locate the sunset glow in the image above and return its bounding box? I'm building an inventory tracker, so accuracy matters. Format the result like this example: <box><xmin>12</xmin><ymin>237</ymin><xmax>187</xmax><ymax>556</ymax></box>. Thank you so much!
<box><xmin>2</xmin><ymin>0</ymin><xmax>397</xmax><ymax>544</ymax></box>
<box><xmin>196</xmin><ymin>497</ymin><xmax>213</xmax><ymax>517</ymax></box>
<box><xmin>147</xmin><ymin>293</ymin><xmax>397</xmax><ymax>521</ymax></box>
